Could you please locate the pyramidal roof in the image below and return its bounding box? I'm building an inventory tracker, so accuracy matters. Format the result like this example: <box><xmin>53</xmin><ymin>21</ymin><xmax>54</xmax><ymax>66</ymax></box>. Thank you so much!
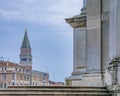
<box><xmin>21</xmin><ymin>29</ymin><xmax>31</xmax><ymax>49</ymax></box>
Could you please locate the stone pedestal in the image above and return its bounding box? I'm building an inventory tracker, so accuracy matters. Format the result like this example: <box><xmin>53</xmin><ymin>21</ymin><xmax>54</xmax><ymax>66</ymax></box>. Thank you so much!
<box><xmin>66</xmin><ymin>73</ymin><xmax>103</xmax><ymax>87</ymax></box>
<box><xmin>65</xmin><ymin>0</ymin><xmax>104</xmax><ymax>87</ymax></box>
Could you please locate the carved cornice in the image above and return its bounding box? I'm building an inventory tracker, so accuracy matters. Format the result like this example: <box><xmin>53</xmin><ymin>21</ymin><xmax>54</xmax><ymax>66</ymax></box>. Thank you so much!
<box><xmin>65</xmin><ymin>15</ymin><xmax>86</xmax><ymax>28</ymax></box>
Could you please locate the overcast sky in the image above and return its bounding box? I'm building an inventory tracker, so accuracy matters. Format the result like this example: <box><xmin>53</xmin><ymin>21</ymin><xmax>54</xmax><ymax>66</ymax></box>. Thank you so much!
<box><xmin>0</xmin><ymin>0</ymin><xmax>83</xmax><ymax>82</ymax></box>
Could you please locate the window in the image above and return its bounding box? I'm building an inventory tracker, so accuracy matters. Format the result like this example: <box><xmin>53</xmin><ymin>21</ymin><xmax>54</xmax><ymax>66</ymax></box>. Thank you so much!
<box><xmin>4</xmin><ymin>83</ymin><xmax>6</xmax><ymax>88</ymax></box>
<box><xmin>24</xmin><ymin>75</ymin><xmax>26</xmax><ymax>81</ymax></box>
<box><xmin>15</xmin><ymin>68</ymin><xmax>17</xmax><ymax>71</ymax></box>
<box><xmin>44</xmin><ymin>73</ymin><xmax>47</xmax><ymax>76</ymax></box>
<box><xmin>29</xmin><ymin>58</ymin><xmax>31</xmax><ymax>61</ymax></box>
<box><xmin>27</xmin><ymin>76</ymin><xmax>30</xmax><ymax>81</ymax></box>
<box><xmin>20</xmin><ymin>75</ymin><xmax>22</xmax><ymax>80</ymax></box>
<box><xmin>12</xmin><ymin>74</ymin><xmax>15</xmax><ymax>80</ymax></box>
<box><xmin>2</xmin><ymin>75</ymin><xmax>6</xmax><ymax>81</ymax></box>
<box><xmin>43</xmin><ymin>76</ymin><xmax>45</xmax><ymax>80</ymax></box>
<box><xmin>0</xmin><ymin>84</ymin><xmax>2</xmax><ymax>88</ymax></box>
<box><xmin>21</xmin><ymin>58</ymin><xmax>27</xmax><ymax>61</ymax></box>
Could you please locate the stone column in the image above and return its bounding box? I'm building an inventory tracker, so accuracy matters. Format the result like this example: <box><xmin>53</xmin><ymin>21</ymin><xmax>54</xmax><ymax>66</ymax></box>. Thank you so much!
<box><xmin>86</xmin><ymin>0</ymin><xmax>101</xmax><ymax>72</ymax></box>
<box><xmin>65</xmin><ymin>0</ymin><xmax>104</xmax><ymax>86</ymax></box>
<box><xmin>73</xmin><ymin>27</ymin><xmax>86</xmax><ymax>74</ymax></box>
<box><xmin>66</xmin><ymin>12</ymin><xmax>87</xmax><ymax>75</ymax></box>
<box><xmin>101</xmin><ymin>0</ymin><xmax>110</xmax><ymax>69</ymax></box>
<box><xmin>109</xmin><ymin>0</ymin><xmax>120</xmax><ymax>58</ymax></box>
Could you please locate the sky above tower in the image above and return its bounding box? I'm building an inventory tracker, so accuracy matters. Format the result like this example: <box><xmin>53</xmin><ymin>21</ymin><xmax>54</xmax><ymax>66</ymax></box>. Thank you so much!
<box><xmin>0</xmin><ymin>0</ymin><xmax>83</xmax><ymax>82</ymax></box>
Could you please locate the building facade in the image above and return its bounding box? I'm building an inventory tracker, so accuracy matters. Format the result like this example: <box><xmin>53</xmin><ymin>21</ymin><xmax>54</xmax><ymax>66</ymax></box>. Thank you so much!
<box><xmin>0</xmin><ymin>29</ymin><xmax>49</xmax><ymax>88</ymax></box>
<box><xmin>66</xmin><ymin>0</ymin><xmax>120</xmax><ymax>88</ymax></box>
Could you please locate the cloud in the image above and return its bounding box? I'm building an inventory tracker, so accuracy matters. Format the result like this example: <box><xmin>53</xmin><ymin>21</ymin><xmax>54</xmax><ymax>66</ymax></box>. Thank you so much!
<box><xmin>0</xmin><ymin>9</ymin><xmax>21</xmax><ymax>19</ymax></box>
<box><xmin>0</xmin><ymin>0</ymin><xmax>83</xmax><ymax>25</ymax></box>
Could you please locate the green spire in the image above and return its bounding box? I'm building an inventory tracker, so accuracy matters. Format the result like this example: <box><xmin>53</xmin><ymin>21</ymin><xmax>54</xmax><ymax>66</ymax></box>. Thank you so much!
<box><xmin>21</xmin><ymin>29</ymin><xmax>31</xmax><ymax>49</ymax></box>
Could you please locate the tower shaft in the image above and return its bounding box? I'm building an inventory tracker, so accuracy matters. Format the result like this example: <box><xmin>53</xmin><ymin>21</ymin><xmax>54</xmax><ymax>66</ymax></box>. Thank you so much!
<box><xmin>20</xmin><ymin>29</ymin><xmax>32</xmax><ymax>71</ymax></box>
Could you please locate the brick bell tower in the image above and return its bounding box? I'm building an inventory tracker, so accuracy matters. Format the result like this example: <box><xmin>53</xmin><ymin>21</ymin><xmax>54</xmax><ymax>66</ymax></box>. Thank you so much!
<box><xmin>20</xmin><ymin>29</ymin><xmax>32</xmax><ymax>71</ymax></box>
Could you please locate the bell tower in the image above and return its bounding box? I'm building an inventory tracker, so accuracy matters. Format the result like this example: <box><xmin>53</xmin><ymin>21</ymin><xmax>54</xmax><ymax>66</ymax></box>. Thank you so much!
<box><xmin>20</xmin><ymin>29</ymin><xmax>32</xmax><ymax>71</ymax></box>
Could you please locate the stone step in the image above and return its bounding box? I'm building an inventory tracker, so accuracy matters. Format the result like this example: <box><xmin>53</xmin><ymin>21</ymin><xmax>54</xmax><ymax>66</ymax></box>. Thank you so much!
<box><xmin>0</xmin><ymin>89</ymin><xmax>109</xmax><ymax>94</ymax></box>
<box><xmin>8</xmin><ymin>86</ymin><xmax>107</xmax><ymax>89</ymax></box>
<box><xmin>5</xmin><ymin>86</ymin><xmax>109</xmax><ymax>93</ymax></box>
<box><xmin>1</xmin><ymin>88</ymin><xmax>107</xmax><ymax>92</ymax></box>
<box><xmin>0</xmin><ymin>86</ymin><xmax>112</xmax><ymax>96</ymax></box>
<box><xmin>7</xmin><ymin>86</ymin><xmax>108</xmax><ymax>90</ymax></box>
<box><xmin>0</xmin><ymin>92</ymin><xmax>111</xmax><ymax>96</ymax></box>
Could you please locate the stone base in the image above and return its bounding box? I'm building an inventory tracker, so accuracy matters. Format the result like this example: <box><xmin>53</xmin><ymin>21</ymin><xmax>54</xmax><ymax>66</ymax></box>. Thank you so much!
<box><xmin>107</xmin><ymin>85</ymin><xmax>120</xmax><ymax>96</ymax></box>
<box><xmin>66</xmin><ymin>73</ymin><xmax>104</xmax><ymax>87</ymax></box>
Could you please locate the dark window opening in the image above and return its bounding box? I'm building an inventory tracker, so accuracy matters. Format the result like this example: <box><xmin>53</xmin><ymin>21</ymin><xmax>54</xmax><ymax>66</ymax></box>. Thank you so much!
<box><xmin>21</xmin><ymin>58</ymin><xmax>27</xmax><ymax>61</ymax></box>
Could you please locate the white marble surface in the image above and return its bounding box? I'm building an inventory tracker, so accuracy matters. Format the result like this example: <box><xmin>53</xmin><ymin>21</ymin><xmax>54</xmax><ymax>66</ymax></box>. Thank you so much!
<box><xmin>71</xmin><ymin>73</ymin><xmax>103</xmax><ymax>86</ymax></box>
<box><xmin>86</xmin><ymin>0</ymin><xmax>101</xmax><ymax>72</ymax></box>
<box><xmin>73</xmin><ymin>27</ymin><xmax>86</xmax><ymax>73</ymax></box>
<box><xmin>109</xmin><ymin>0</ymin><xmax>120</xmax><ymax>58</ymax></box>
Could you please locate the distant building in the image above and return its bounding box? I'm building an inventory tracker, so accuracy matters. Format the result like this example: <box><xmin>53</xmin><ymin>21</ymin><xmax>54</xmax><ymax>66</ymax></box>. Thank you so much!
<box><xmin>0</xmin><ymin>29</ymin><xmax>49</xmax><ymax>88</ymax></box>
<box><xmin>49</xmin><ymin>80</ymin><xmax>64</xmax><ymax>86</ymax></box>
